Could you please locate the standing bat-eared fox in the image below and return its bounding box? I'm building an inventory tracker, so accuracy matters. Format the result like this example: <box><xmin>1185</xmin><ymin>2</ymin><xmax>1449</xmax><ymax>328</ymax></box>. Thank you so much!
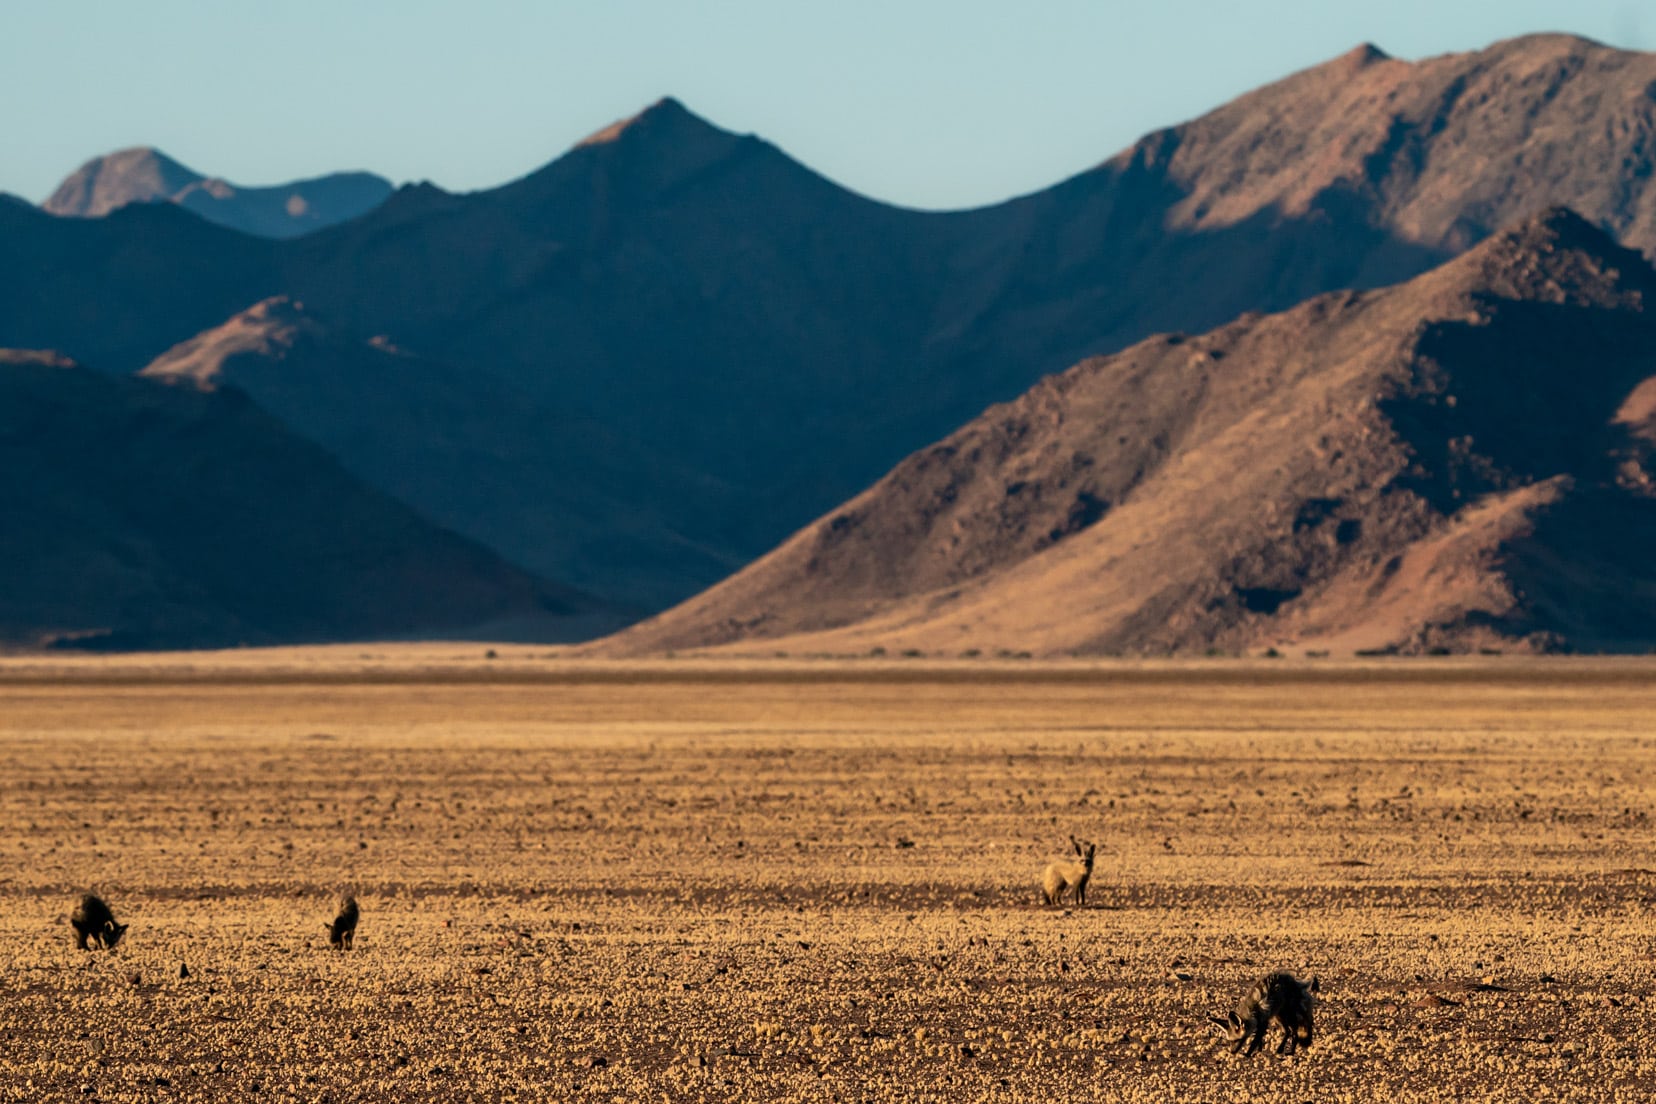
<box><xmin>1041</xmin><ymin>835</ymin><xmax>1097</xmax><ymax>906</ymax></box>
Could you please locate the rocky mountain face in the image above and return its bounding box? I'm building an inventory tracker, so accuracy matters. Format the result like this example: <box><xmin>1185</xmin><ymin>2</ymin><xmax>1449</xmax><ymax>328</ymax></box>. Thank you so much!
<box><xmin>0</xmin><ymin>350</ymin><xmax>601</xmax><ymax>649</ymax></box>
<box><xmin>602</xmin><ymin>210</ymin><xmax>1656</xmax><ymax>656</ymax></box>
<box><xmin>43</xmin><ymin>147</ymin><xmax>391</xmax><ymax>238</ymax></box>
<box><xmin>922</xmin><ymin>34</ymin><xmax>1656</xmax><ymax>383</ymax></box>
<box><xmin>8</xmin><ymin>35</ymin><xmax>1656</xmax><ymax>644</ymax></box>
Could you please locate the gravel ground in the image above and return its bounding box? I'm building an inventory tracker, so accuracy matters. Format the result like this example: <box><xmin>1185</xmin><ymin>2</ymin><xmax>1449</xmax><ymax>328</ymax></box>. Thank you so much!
<box><xmin>0</xmin><ymin>659</ymin><xmax>1651</xmax><ymax>1101</ymax></box>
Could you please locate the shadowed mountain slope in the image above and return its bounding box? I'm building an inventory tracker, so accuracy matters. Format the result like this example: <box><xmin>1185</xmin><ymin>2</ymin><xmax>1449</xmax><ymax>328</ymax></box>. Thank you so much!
<box><xmin>10</xmin><ymin>37</ymin><xmax>1656</xmax><ymax>619</ymax></box>
<box><xmin>140</xmin><ymin>297</ymin><xmax>733</xmax><ymax>609</ymax></box>
<box><xmin>0</xmin><ymin>351</ymin><xmax>601</xmax><ymax>650</ymax></box>
<box><xmin>0</xmin><ymin>199</ymin><xmax>278</xmax><ymax>368</ymax></box>
<box><xmin>44</xmin><ymin>147</ymin><xmax>392</xmax><ymax>238</ymax></box>
<box><xmin>600</xmin><ymin>209</ymin><xmax>1656</xmax><ymax>656</ymax></box>
<box><xmin>275</xmin><ymin>97</ymin><xmax>954</xmax><ymax>537</ymax></box>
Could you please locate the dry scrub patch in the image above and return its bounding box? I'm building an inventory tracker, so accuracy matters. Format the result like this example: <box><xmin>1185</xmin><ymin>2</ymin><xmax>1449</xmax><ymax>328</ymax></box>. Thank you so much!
<box><xmin>0</xmin><ymin>658</ymin><xmax>1652</xmax><ymax>1101</ymax></box>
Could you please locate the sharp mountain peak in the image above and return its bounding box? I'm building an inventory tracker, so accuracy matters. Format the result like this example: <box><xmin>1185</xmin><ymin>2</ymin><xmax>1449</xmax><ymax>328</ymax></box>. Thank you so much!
<box><xmin>576</xmin><ymin>96</ymin><xmax>714</xmax><ymax>147</ymax></box>
<box><xmin>1330</xmin><ymin>42</ymin><xmax>1394</xmax><ymax>70</ymax></box>
<box><xmin>494</xmin><ymin>94</ymin><xmax>765</xmax><ymax>208</ymax></box>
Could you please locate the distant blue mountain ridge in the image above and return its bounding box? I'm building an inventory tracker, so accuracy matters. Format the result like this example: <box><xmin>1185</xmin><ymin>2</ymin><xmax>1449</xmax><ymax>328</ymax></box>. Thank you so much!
<box><xmin>42</xmin><ymin>146</ymin><xmax>392</xmax><ymax>239</ymax></box>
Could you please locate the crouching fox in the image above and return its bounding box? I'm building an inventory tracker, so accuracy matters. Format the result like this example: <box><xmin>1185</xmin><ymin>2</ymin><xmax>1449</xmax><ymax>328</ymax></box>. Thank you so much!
<box><xmin>70</xmin><ymin>893</ymin><xmax>128</xmax><ymax>951</ymax></box>
<box><xmin>1210</xmin><ymin>971</ymin><xmax>1319</xmax><ymax>1056</ymax></box>
<box><xmin>324</xmin><ymin>896</ymin><xmax>359</xmax><ymax>951</ymax></box>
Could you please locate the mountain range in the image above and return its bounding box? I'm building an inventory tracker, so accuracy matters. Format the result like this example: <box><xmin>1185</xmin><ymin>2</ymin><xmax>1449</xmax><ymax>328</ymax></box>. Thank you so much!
<box><xmin>42</xmin><ymin>147</ymin><xmax>392</xmax><ymax>238</ymax></box>
<box><xmin>8</xmin><ymin>32</ymin><xmax>1656</xmax><ymax>651</ymax></box>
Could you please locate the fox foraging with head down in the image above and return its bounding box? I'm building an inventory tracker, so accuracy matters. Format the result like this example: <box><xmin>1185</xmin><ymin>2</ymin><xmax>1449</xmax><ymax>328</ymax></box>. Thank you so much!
<box><xmin>324</xmin><ymin>896</ymin><xmax>359</xmax><ymax>951</ymax></box>
<box><xmin>1210</xmin><ymin>971</ymin><xmax>1319</xmax><ymax>1056</ymax></box>
<box><xmin>70</xmin><ymin>893</ymin><xmax>128</xmax><ymax>951</ymax></box>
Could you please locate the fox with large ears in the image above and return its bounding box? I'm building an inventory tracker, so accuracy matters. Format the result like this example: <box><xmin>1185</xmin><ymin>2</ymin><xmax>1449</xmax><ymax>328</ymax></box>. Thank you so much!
<box><xmin>70</xmin><ymin>893</ymin><xmax>128</xmax><ymax>951</ymax></box>
<box><xmin>1041</xmin><ymin>835</ymin><xmax>1096</xmax><ymax>906</ymax></box>
<box><xmin>1210</xmin><ymin>972</ymin><xmax>1320</xmax><ymax>1056</ymax></box>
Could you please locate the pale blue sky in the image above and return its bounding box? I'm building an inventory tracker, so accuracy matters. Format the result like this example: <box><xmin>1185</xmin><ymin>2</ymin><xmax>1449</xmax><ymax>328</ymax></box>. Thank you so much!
<box><xmin>3</xmin><ymin>1</ymin><xmax>1650</xmax><ymax>210</ymax></box>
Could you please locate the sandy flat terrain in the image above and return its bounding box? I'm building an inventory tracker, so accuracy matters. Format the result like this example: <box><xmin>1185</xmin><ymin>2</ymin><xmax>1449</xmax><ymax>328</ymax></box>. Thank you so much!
<box><xmin>0</xmin><ymin>656</ymin><xmax>1652</xmax><ymax>1101</ymax></box>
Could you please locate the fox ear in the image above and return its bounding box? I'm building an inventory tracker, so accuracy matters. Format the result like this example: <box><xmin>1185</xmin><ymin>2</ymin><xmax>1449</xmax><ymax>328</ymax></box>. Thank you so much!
<box><xmin>1207</xmin><ymin>1016</ymin><xmax>1231</xmax><ymax>1035</ymax></box>
<box><xmin>1309</xmin><ymin>976</ymin><xmax>1320</xmax><ymax>994</ymax></box>
<box><xmin>1070</xmin><ymin>835</ymin><xmax>1082</xmax><ymax>856</ymax></box>
<box><xmin>1228</xmin><ymin>1010</ymin><xmax>1243</xmax><ymax>1028</ymax></box>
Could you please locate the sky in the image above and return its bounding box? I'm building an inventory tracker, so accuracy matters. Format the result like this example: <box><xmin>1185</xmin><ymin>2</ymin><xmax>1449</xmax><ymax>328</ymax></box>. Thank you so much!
<box><xmin>3</xmin><ymin>1</ymin><xmax>1651</xmax><ymax>211</ymax></box>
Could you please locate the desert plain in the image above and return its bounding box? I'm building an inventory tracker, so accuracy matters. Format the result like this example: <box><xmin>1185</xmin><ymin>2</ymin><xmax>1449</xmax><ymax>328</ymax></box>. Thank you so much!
<box><xmin>0</xmin><ymin>651</ymin><xmax>1653</xmax><ymax>1102</ymax></box>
